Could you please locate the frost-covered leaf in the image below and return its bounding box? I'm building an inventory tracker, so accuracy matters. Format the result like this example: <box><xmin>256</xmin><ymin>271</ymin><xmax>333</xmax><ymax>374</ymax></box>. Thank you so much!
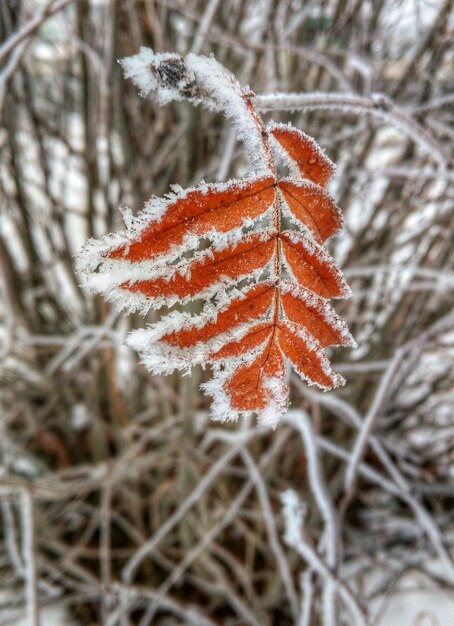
<box><xmin>77</xmin><ymin>48</ymin><xmax>355</xmax><ymax>427</ymax></box>
<box><xmin>221</xmin><ymin>334</ymin><xmax>288</xmax><ymax>414</ymax></box>
<box><xmin>269</xmin><ymin>122</ymin><xmax>335</xmax><ymax>186</ymax></box>
<box><xmin>278</xmin><ymin>178</ymin><xmax>342</xmax><ymax>243</ymax></box>
<box><xmin>280</xmin><ymin>281</ymin><xmax>356</xmax><ymax>347</ymax></box>
<box><xmin>160</xmin><ymin>283</ymin><xmax>275</xmax><ymax>349</ymax></box>
<box><xmin>277</xmin><ymin>321</ymin><xmax>344</xmax><ymax>389</ymax></box>
<box><xmin>118</xmin><ymin>231</ymin><xmax>277</xmax><ymax>305</ymax></box>
<box><xmin>108</xmin><ymin>175</ymin><xmax>276</xmax><ymax>262</ymax></box>
<box><xmin>280</xmin><ymin>231</ymin><xmax>351</xmax><ymax>298</ymax></box>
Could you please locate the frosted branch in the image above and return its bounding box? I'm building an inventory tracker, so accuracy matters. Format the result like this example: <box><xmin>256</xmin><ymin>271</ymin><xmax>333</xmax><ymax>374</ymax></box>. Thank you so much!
<box><xmin>242</xmin><ymin>449</ymin><xmax>299</xmax><ymax>620</ymax></box>
<box><xmin>21</xmin><ymin>490</ymin><xmax>39</xmax><ymax>626</ymax></box>
<box><xmin>122</xmin><ymin>430</ymin><xmax>257</xmax><ymax>583</ymax></box>
<box><xmin>255</xmin><ymin>92</ymin><xmax>449</xmax><ymax>167</ymax></box>
<box><xmin>284</xmin><ymin>410</ymin><xmax>339</xmax><ymax>625</ymax></box>
<box><xmin>281</xmin><ymin>490</ymin><xmax>367</xmax><ymax>626</ymax></box>
<box><xmin>119</xmin><ymin>48</ymin><xmax>272</xmax><ymax>172</ymax></box>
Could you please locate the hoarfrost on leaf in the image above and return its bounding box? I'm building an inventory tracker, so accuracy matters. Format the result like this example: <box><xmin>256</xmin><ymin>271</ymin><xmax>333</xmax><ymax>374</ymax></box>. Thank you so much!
<box><xmin>77</xmin><ymin>48</ymin><xmax>355</xmax><ymax>427</ymax></box>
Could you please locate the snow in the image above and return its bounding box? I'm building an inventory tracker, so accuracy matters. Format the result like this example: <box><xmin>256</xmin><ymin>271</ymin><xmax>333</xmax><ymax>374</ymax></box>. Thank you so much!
<box><xmin>363</xmin><ymin>560</ymin><xmax>454</xmax><ymax>626</ymax></box>
<box><xmin>376</xmin><ymin>587</ymin><xmax>454</xmax><ymax>626</ymax></box>
<box><xmin>280</xmin><ymin>488</ymin><xmax>307</xmax><ymax>550</ymax></box>
<box><xmin>281</xmin><ymin>488</ymin><xmax>454</xmax><ymax>626</ymax></box>
<box><xmin>0</xmin><ymin>591</ymin><xmax>78</xmax><ymax>626</ymax></box>
<box><xmin>70</xmin><ymin>402</ymin><xmax>90</xmax><ymax>430</ymax></box>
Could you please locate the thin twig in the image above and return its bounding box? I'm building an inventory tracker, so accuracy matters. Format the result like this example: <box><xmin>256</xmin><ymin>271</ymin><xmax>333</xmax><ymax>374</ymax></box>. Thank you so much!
<box><xmin>0</xmin><ymin>0</ymin><xmax>73</xmax><ymax>63</ymax></box>
<box><xmin>21</xmin><ymin>489</ymin><xmax>40</xmax><ymax>626</ymax></box>
<box><xmin>255</xmin><ymin>92</ymin><xmax>450</xmax><ymax>167</ymax></box>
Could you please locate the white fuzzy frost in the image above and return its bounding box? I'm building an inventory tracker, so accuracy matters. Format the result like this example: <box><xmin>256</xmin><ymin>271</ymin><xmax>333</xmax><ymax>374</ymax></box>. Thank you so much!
<box><xmin>119</xmin><ymin>49</ymin><xmax>195</xmax><ymax>104</ymax></box>
<box><xmin>77</xmin><ymin>174</ymin><xmax>272</xmax><ymax>279</ymax></box>
<box><xmin>128</xmin><ymin>318</ymin><xmax>272</xmax><ymax>377</ymax></box>
<box><xmin>202</xmin><ymin>356</ymin><xmax>289</xmax><ymax>429</ymax></box>
<box><xmin>120</xmin><ymin>48</ymin><xmax>272</xmax><ymax>174</ymax></box>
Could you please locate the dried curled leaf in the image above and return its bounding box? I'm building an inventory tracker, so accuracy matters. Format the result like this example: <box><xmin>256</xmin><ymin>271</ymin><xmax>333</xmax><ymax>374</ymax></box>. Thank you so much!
<box><xmin>77</xmin><ymin>49</ymin><xmax>355</xmax><ymax>427</ymax></box>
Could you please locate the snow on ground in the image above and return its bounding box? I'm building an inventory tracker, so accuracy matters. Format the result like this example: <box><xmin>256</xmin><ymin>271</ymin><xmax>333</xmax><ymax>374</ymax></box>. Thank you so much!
<box><xmin>360</xmin><ymin>557</ymin><xmax>454</xmax><ymax>626</ymax></box>
<box><xmin>0</xmin><ymin>592</ymin><xmax>78</xmax><ymax>626</ymax></box>
<box><xmin>378</xmin><ymin>590</ymin><xmax>454</xmax><ymax>626</ymax></box>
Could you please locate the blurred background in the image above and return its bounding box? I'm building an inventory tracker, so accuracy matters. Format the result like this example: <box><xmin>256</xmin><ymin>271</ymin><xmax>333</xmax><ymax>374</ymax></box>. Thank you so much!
<box><xmin>0</xmin><ymin>1</ymin><xmax>453</xmax><ymax>625</ymax></box>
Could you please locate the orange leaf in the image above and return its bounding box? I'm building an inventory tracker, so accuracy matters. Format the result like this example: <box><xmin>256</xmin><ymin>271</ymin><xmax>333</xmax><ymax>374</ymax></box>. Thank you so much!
<box><xmin>277</xmin><ymin>322</ymin><xmax>343</xmax><ymax>389</ymax></box>
<box><xmin>281</xmin><ymin>283</ymin><xmax>354</xmax><ymax>347</ymax></box>
<box><xmin>108</xmin><ymin>176</ymin><xmax>276</xmax><ymax>261</ymax></box>
<box><xmin>211</xmin><ymin>322</ymin><xmax>273</xmax><ymax>360</ymax></box>
<box><xmin>280</xmin><ymin>231</ymin><xmax>350</xmax><ymax>298</ymax></box>
<box><xmin>224</xmin><ymin>333</ymin><xmax>287</xmax><ymax>412</ymax></box>
<box><xmin>278</xmin><ymin>178</ymin><xmax>342</xmax><ymax>243</ymax></box>
<box><xmin>78</xmin><ymin>51</ymin><xmax>355</xmax><ymax>424</ymax></box>
<box><xmin>162</xmin><ymin>284</ymin><xmax>275</xmax><ymax>348</ymax></box>
<box><xmin>120</xmin><ymin>232</ymin><xmax>277</xmax><ymax>300</ymax></box>
<box><xmin>269</xmin><ymin>124</ymin><xmax>335</xmax><ymax>187</ymax></box>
